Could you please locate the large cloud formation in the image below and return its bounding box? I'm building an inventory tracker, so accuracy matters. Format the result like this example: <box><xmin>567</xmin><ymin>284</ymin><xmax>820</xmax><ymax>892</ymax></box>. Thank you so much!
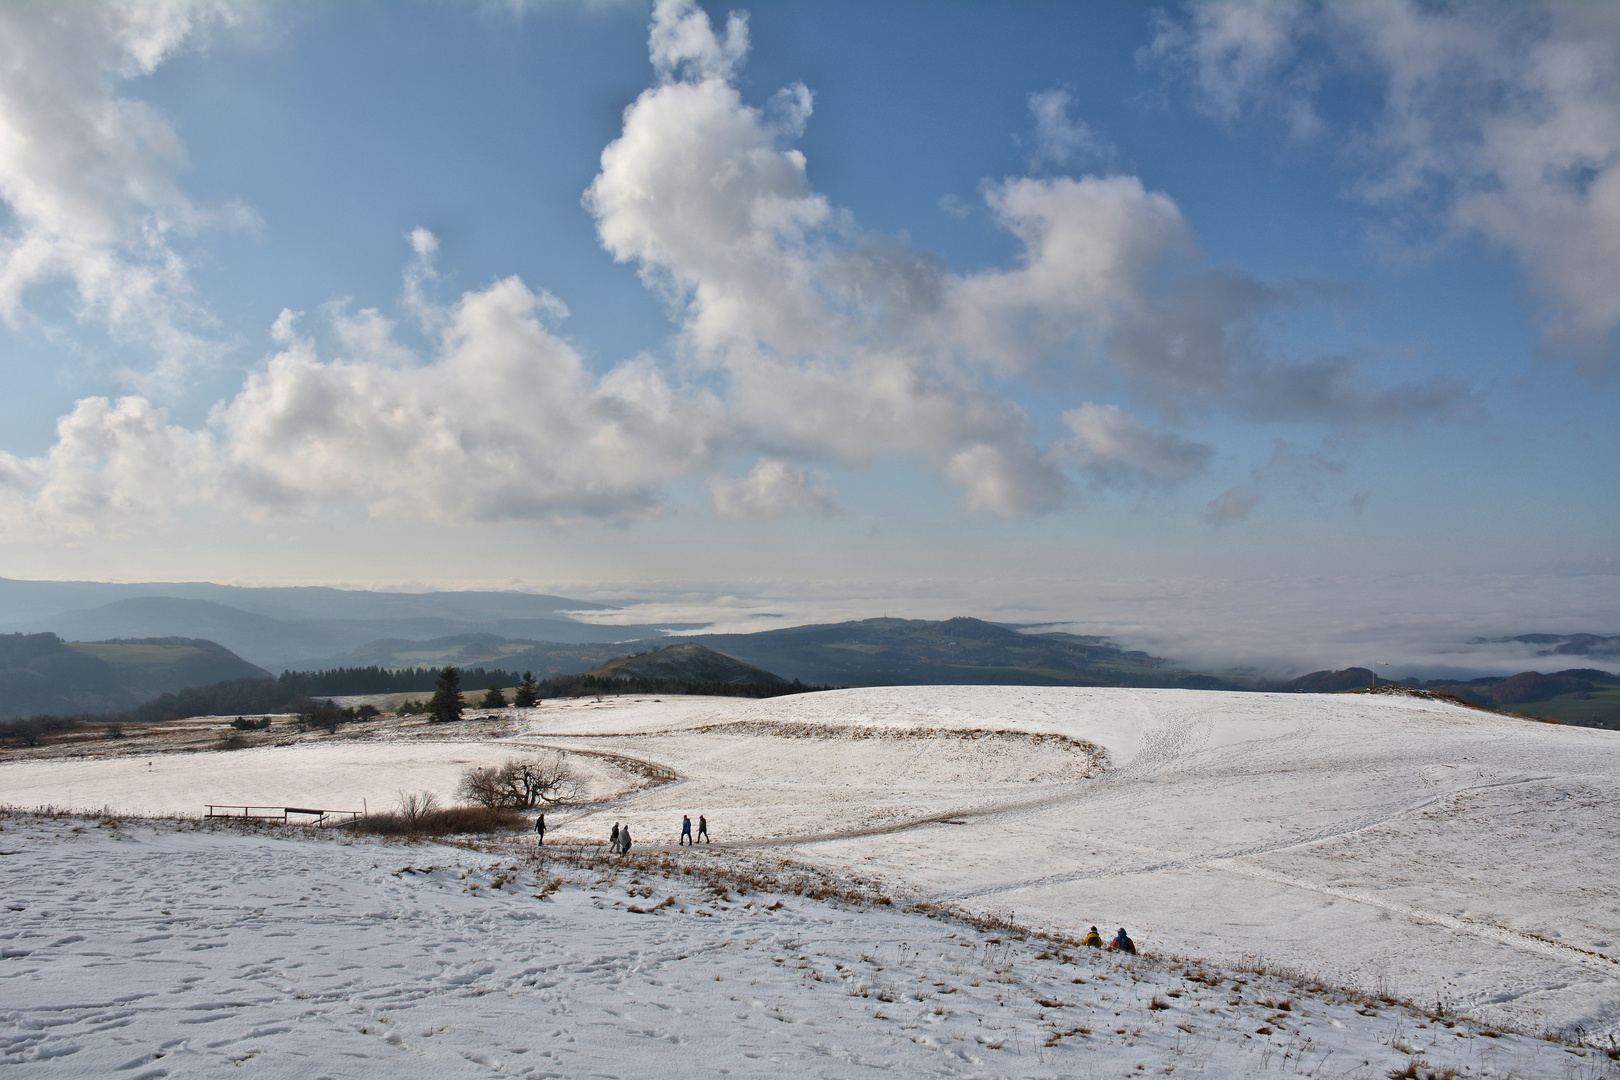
<box><xmin>1</xmin><ymin>0</ymin><xmax>1474</xmax><ymax>538</ymax></box>
<box><xmin>0</xmin><ymin>240</ymin><xmax>722</xmax><ymax>537</ymax></box>
<box><xmin>1148</xmin><ymin>0</ymin><xmax>1620</xmax><ymax>374</ymax></box>
<box><xmin>588</xmin><ymin>0</ymin><xmax>1460</xmax><ymax>519</ymax></box>
<box><xmin>0</xmin><ymin>2</ymin><xmax>247</xmax><ymax>385</ymax></box>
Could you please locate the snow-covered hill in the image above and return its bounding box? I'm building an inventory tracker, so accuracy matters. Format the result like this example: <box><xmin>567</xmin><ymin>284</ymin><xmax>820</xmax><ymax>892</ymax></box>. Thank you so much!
<box><xmin>2</xmin><ymin>685</ymin><xmax>1617</xmax><ymax>1074</ymax></box>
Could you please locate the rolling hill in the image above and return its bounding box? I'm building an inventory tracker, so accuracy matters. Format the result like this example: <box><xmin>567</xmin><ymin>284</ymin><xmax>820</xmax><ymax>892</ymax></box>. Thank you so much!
<box><xmin>582</xmin><ymin>642</ymin><xmax>787</xmax><ymax>686</ymax></box>
<box><xmin>0</xmin><ymin>632</ymin><xmax>269</xmax><ymax>721</ymax></box>
<box><xmin>287</xmin><ymin>633</ymin><xmax>630</xmax><ymax>679</ymax></box>
<box><xmin>1279</xmin><ymin>665</ymin><xmax>1620</xmax><ymax>729</ymax></box>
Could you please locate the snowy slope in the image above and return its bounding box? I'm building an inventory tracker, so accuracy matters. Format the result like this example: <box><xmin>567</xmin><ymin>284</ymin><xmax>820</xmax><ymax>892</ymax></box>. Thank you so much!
<box><xmin>2</xmin><ymin>685</ymin><xmax>1617</xmax><ymax>1057</ymax></box>
<box><xmin>2</xmin><ymin>814</ymin><xmax>1609</xmax><ymax>1079</ymax></box>
<box><xmin>510</xmin><ymin>689</ymin><xmax>1620</xmax><ymax>1044</ymax></box>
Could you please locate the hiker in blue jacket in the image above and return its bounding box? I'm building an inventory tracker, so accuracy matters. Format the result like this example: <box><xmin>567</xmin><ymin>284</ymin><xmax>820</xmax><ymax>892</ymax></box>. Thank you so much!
<box><xmin>1109</xmin><ymin>928</ymin><xmax>1136</xmax><ymax>954</ymax></box>
<box><xmin>680</xmin><ymin>815</ymin><xmax>693</xmax><ymax>845</ymax></box>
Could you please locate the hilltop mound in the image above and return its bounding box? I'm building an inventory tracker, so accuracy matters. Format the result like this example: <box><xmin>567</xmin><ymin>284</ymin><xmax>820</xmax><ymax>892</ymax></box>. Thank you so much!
<box><xmin>585</xmin><ymin>642</ymin><xmax>787</xmax><ymax>686</ymax></box>
<box><xmin>1283</xmin><ymin>667</ymin><xmax>1377</xmax><ymax>693</ymax></box>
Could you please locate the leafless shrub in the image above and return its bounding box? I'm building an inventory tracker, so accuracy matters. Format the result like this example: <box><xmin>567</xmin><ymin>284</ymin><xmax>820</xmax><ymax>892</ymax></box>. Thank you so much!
<box><xmin>458</xmin><ymin>753</ymin><xmax>580</xmax><ymax>809</ymax></box>
<box><xmin>397</xmin><ymin>790</ymin><xmax>441</xmax><ymax>826</ymax></box>
<box><xmin>2</xmin><ymin>715</ymin><xmax>83</xmax><ymax>747</ymax></box>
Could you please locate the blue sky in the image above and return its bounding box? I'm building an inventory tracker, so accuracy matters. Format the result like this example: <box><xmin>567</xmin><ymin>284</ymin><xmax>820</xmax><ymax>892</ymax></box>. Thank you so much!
<box><xmin>0</xmin><ymin>0</ymin><xmax>1614</xmax><ymax>673</ymax></box>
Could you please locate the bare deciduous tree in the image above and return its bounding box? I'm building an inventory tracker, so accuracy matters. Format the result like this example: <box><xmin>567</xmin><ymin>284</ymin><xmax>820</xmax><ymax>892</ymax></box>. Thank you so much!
<box><xmin>396</xmin><ymin>789</ymin><xmax>441</xmax><ymax>825</ymax></box>
<box><xmin>458</xmin><ymin>753</ymin><xmax>580</xmax><ymax>810</ymax></box>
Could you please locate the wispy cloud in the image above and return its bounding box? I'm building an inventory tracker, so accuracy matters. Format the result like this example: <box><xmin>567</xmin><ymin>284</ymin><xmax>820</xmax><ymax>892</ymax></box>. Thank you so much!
<box><xmin>1060</xmin><ymin>402</ymin><xmax>1213</xmax><ymax>490</ymax></box>
<box><xmin>1203</xmin><ymin>440</ymin><xmax>1347</xmax><ymax>526</ymax></box>
<box><xmin>1021</xmin><ymin>88</ymin><xmax>1114</xmax><ymax>171</ymax></box>
<box><xmin>1146</xmin><ymin>0</ymin><xmax>1620</xmax><ymax>373</ymax></box>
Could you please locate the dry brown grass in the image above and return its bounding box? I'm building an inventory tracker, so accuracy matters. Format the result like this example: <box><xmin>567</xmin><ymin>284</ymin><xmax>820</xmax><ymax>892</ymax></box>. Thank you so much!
<box><xmin>348</xmin><ymin>806</ymin><xmax>527</xmax><ymax>837</ymax></box>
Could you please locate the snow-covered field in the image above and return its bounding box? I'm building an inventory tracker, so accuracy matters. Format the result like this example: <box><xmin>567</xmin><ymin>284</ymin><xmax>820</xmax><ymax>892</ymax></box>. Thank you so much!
<box><xmin>3</xmin><ymin>815</ymin><xmax>1611</xmax><ymax>1079</ymax></box>
<box><xmin>3</xmin><ymin>686</ymin><xmax>1618</xmax><ymax>1077</ymax></box>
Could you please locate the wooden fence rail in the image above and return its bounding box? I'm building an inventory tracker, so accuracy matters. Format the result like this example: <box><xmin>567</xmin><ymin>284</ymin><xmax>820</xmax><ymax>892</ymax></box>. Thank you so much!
<box><xmin>205</xmin><ymin>805</ymin><xmax>362</xmax><ymax>825</ymax></box>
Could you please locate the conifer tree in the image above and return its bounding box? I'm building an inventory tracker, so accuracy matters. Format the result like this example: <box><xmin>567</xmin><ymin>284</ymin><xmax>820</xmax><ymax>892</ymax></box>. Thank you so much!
<box><xmin>512</xmin><ymin>671</ymin><xmax>540</xmax><ymax>708</ymax></box>
<box><xmin>428</xmin><ymin>666</ymin><xmax>464</xmax><ymax>723</ymax></box>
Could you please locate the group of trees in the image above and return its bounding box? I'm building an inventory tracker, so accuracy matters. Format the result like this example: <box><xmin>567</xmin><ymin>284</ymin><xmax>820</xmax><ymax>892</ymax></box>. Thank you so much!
<box><xmin>278</xmin><ymin>665</ymin><xmax>527</xmax><ymax>698</ymax></box>
<box><xmin>356</xmin><ymin>752</ymin><xmax>581</xmax><ymax>837</ymax></box>
<box><xmin>0</xmin><ymin>713</ymin><xmax>86</xmax><ymax>747</ymax></box>
<box><xmin>412</xmin><ymin>668</ymin><xmax>543</xmax><ymax>722</ymax></box>
<box><xmin>531</xmin><ymin>672</ymin><xmax>826</xmax><ymax>699</ymax></box>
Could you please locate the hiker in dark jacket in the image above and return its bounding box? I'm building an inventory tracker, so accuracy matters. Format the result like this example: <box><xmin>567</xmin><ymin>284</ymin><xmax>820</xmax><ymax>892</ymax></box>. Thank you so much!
<box><xmin>1109</xmin><ymin>928</ymin><xmax>1136</xmax><ymax>954</ymax></box>
<box><xmin>619</xmin><ymin>824</ymin><xmax>632</xmax><ymax>854</ymax></box>
<box><xmin>535</xmin><ymin>813</ymin><xmax>546</xmax><ymax>845</ymax></box>
<box><xmin>680</xmin><ymin>815</ymin><xmax>693</xmax><ymax>845</ymax></box>
<box><xmin>1082</xmin><ymin>926</ymin><xmax>1103</xmax><ymax>948</ymax></box>
<box><xmin>610</xmin><ymin>823</ymin><xmax>620</xmax><ymax>853</ymax></box>
<box><xmin>697</xmin><ymin>814</ymin><xmax>709</xmax><ymax>843</ymax></box>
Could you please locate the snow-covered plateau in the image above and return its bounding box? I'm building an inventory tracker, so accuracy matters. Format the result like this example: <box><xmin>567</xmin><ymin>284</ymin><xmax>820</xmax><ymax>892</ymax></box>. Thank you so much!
<box><xmin>2</xmin><ymin>686</ymin><xmax>1617</xmax><ymax>1078</ymax></box>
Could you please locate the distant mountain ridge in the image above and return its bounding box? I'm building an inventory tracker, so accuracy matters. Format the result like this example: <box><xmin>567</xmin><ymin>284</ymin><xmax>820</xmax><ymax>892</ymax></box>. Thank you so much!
<box><xmin>1469</xmin><ymin>633</ymin><xmax>1620</xmax><ymax>661</ymax></box>
<box><xmin>0</xmin><ymin>578</ymin><xmax>691</xmax><ymax>669</ymax></box>
<box><xmin>285</xmin><ymin>616</ymin><xmax>1223</xmax><ymax>690</ymax></box>
<box><xmin>661</xmin><ymin>616</ymin><xmax>1230</xmax><ymax>689</ymax></box>
<box><xmin>286</xmin><ymin>633</ymin><xmax>629</xmax><ymax>679</ymax></box>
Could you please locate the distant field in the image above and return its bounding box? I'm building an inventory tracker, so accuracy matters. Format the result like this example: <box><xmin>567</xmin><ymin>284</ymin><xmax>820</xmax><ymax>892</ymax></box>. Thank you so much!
<box><xmin>67</xmin><ymin>641</ymin><xmax>206</xmax><ymax>667</ymax></box>
<box><xmin>1507</xmin><ymin>681</ymin><xmax>1620</xmax><ymax>728</ymax></box>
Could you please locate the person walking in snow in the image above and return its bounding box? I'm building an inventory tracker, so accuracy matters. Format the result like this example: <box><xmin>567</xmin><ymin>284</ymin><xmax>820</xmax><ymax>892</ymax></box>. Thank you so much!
<box><xmin>535</xmin><ymin>813</ymin><xmax>546</xmax><ymax>846</ymax></box>
<box><xmin>1082</xmin><ymin>926</ymin><xmax>1103</xmax><ymax>948</ymax></box>
<box><xmin>680</xmin><ymin>815</ymin><xmax>693</xmax><ymax>845</ymax></box>
<box><xmin>1109</xmin><ymin>928</ymin><xmax>1136</xmax><ymax>955</ymax></box>
<box><xmin>610</xmin><ymin>823</ymin><xmax>620</xmax><ymax>853</ymax></box>
<box><xmin>697</xmin><ymin>814</ymin><xmax>709</xmax><ymax>843</ymax></box>
<box><xmin>619</xmin><ymin>824</ymin><xmax>632</xmax><ymax>854</ymax></box>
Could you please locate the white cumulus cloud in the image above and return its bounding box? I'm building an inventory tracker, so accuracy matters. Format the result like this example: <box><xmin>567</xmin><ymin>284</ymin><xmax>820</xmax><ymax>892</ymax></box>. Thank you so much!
<box><xmin>0</xmin><ymin>1</ymin><xmax>247</xmax><ymax>384</ymax></box>
<box><xmin>708</xmin><ymin>458</ymin><xmax>838</xmax><ymax>521</ymax></box>
<box><xmin>0</xmin><ymin>394</ymin><xmax>217</xmax><ymax>537</ymax></box>
<box><xmin>0</xmin><ymin>237</ymin><xmax>725</xmax><ymax>538</ymax></box>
